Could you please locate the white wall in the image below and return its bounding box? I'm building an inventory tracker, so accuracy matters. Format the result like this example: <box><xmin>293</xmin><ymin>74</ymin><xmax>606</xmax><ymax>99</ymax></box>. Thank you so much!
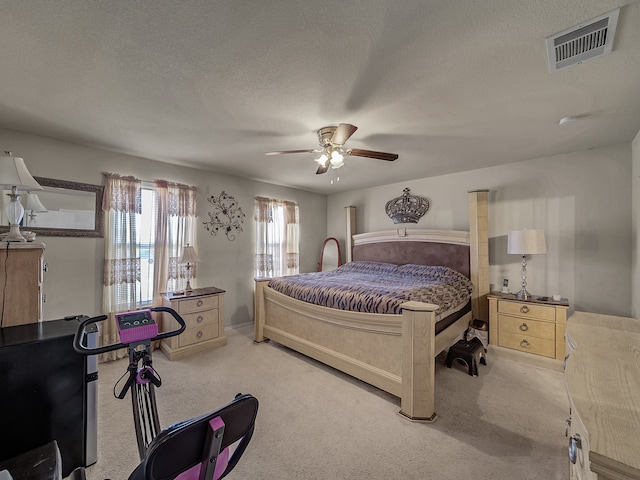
<box><xmin>632</xmin><ymin>130</ymin><xmax>640</xmax><ymax>318</ymax></box>
<box><xmin>0</xmin><ymin>128</ymin><xmax>327</xmax><ymax>326</ymax></box>
<box><xmin>327</xmin><ymin>144</ymin><xmax>632</xmax><ymax>317</ymax></box>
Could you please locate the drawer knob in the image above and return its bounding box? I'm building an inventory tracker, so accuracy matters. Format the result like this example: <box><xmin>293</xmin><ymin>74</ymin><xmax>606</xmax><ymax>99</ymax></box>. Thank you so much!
<box><xmin>520</xmin><ymin>305</ymin><xmax>529</xmax><ymax>314</ymax></box>
<box><xmin>520</xmin><ymin>339</ymin><xmax>530</xmax><ymax>348</ymax></box>
<box><xmin>519</xmin><ymin>323</ymin><xmax>529</xmax><ymax>332</ymax></box>
<box><xmin>196</xmin><ymin>330</ymin><xmax>203</xmax><ymax>339</ymax></box>
<box><xmin>568</xmin><ymin>434</ymin><xmax>582</xmax><ymax>464</ymax></box>
<box><xmin>197</xmin><ymin>299</ymin><xmax>204</xmax><ymax>307</ymax></box>
<box><xmin>197</xmin><ymin>315</ymin><xmax>204</xmax><ymax>323</ymax></box>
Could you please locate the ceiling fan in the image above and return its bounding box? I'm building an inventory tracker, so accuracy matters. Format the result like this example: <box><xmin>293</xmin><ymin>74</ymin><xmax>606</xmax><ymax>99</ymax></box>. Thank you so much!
<box><xmin>265</xmin><ymin>123</ymin><xmax>398</xmax><ymax>174</ymax></box>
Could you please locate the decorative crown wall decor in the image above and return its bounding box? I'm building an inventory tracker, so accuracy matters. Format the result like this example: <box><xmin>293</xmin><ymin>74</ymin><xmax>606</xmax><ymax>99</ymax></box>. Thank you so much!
<box><xmin>384</xmin><ymin>187</ymin><xmax>430</xmax><ymax>224</ymax></box>
<box><xmin>203</xmin><ymin>191</ymin><xmax>245</xmax><ymax>241</ymax></box>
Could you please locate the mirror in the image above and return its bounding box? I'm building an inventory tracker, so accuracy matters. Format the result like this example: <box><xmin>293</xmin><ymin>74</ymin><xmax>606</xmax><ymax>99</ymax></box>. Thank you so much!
<box><xmin>317</xmin><ymin>237</ymin><xmax>342</xmax><ymax>272</ymax></box>
<box><xmin>0</xmin><ymin>177</ymin><xmax>104</xmax><ymax>237</ymax></box>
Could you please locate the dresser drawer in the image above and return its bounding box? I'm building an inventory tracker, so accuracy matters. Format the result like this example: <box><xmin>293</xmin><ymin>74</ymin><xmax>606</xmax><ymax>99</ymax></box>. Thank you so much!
<box><xmin>498</xmin><ymin>300</ymin><xmax>556</xmax><ymax>321</ymax></box>
<box><xmin>179</xmin><ymin>323</ymin><xmax>217</xmax><ymax>347</ymax></box>
<box><xmin>498</xmin><ymin>314</ymin><xmax>555</xmax><ymax>340</ymax></box>
<box><xmin>498</xmin><ymin>330</ymin><xmax>556</xmax><ymax>358</ymax></box>
<box><xmin>177</xmin><ymin>295</ymin><xmax>219</xmax><ymax>314</ymax></box>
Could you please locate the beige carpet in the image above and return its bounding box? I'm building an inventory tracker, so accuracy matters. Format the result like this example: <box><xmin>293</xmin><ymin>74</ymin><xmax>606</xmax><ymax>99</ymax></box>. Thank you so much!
<box><xmin>84</xmin><ymin>325</ymin><xmax>569</xmax><ymax>480</ymax></box>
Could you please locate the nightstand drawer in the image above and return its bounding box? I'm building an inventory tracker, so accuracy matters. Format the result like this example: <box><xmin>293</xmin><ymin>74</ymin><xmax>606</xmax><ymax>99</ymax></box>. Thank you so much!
<box><xmin>498</xmin><ymin>300</ymin><xmax>556</xmax><ymax>321</ymax></box>
<box><xmin>183</xmin><ymin>310</ymin><xmax>218</xmax><ymax>328</ymax></box>
<box><xmin>498</xmin><ymin>330</ymin><xmax>556</xmax><ymax>358</ymax></box>
<box><xmin>178</xmin><ymin>295</ymin><xmax>219</xmax><ymax>314</ymax></box>
<box><xmin>179</xmin><ymin>323</ymin><xmax>217</xmax><ymax>347</ymax></box>
<box><xmin>498</xmin><ymin>314</ymin><xmax>555</xmax><ymax>340</ymax></box>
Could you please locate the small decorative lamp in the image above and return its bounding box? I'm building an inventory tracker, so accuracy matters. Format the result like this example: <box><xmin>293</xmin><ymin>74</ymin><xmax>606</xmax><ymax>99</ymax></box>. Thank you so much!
<box><xmin>180</xmin><ymin>244</ymin><xmax>201</xmax><ymax>293</ymax></box>
<box><xmin>0</xmin><ymin>152</ymin><xmax>43</xmax><ymax>242</ymax></box>
<box><xmin>507</xmin><ymin>229</ymin><xmax>546</xmax><ymax>300</ymax></box>
<box><xmin>25</xmin><ymin>193</ymin><xmax>48</xmax><ymax>227</ymax></box>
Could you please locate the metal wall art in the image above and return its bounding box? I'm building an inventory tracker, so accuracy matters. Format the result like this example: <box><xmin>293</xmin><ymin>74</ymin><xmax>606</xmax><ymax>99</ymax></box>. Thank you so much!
<box><xmin>384</xmin><ymin>187</ymin><xmax>430</xmax><ymax>224</ymax></box>
<box><xmin>203</xmin><ymin>191</ymin><xmax>245</xmax><ymax>241</ymax></box>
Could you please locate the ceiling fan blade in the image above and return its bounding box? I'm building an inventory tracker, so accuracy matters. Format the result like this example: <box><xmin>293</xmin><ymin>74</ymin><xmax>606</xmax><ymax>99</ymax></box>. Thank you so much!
<box><xmin>265</xmin><ymin>149</ymin><xmax>318</xmax><ymax>156</ymax></box>
<box><xmin>331</xmin><ymin>123</ymin><xmax>358</xmax><ymax>146</ymax></box>
<box><xmin>316</xmin><ymin>160</ymin><xmax>330</xmax><ymax>174</ymax></box>
<box><xmin>348</xmin><ymin>148</ymin><xmax>398</xmax><ymax>161</ymax></box>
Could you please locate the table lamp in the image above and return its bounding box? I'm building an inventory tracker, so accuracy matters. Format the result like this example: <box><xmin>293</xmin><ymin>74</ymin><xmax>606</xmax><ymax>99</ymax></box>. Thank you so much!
<box><xmin>0</xmin><ymin>152</ymin><xmax>43</xmax><ymax>241</ymax></box>
<box><xmin>180</xmin><ymin>244</ymin><xmax>201</xmax><ymax>293</ymax></box>
<box><xmin>25</xmin><ymin>193</ymin><xmax>48</xmax><ymax>227</ymax></box>
<box><xmin>507</xmin><ymin>229</ymin><xmax>546</xmax><ymax>300</ymax></box>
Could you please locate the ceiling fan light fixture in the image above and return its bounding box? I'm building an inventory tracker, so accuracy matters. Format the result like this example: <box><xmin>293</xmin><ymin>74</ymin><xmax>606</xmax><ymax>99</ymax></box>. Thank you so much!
<box><xmin>315</xmin><ymin>151</ymin><xmax>329</xmax><ymax>165</ymax></box>
<box><xmin>330</xmin><ymin>147</ymin><xmax>345</xmax><ymax>168</ymax></box>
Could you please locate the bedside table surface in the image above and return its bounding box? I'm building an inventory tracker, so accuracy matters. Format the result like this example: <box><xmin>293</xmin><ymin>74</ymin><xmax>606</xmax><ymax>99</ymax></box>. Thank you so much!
<box><xmin>162</xmin><ymin>286</ymin><xmax>225</xmax><ymax>301</ymax></box>
<box><xmin>488</xmin><ymin>292</ymin><xmax>569</xmax><ymax>307</ymax></box>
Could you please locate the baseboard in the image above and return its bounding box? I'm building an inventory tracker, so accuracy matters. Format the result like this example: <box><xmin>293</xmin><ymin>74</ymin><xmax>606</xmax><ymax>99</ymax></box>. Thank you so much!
<box><xmin>225</xmin><ymin>320</ymin><xmax>253</xmax><ymax>331</ymax></box>
<box><xmin>488</xmin><ymin>345</ymin><xmax>564</xmax><ymax>372</ymax></box>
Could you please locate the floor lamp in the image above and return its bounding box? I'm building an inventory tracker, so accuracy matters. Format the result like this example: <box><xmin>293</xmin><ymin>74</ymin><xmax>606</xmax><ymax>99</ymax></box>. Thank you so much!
<box><xmin>507</xmin><ymin>229</ymin><xmax>546</xmax><ymax>300</ymax></box>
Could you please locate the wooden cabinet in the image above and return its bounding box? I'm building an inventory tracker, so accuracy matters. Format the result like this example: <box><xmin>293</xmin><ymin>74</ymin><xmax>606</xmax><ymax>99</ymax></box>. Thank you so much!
<box><xmin>0</xmin><ymin>242</ymin><xmax>45</xmax><ymax>327</ymax></box>
<box><xmin>159</xmin><ymin>287</ymin><xmax>226</xmax><ymax>360</ymax></box>
<box><xmin>488</xmin><ymin>293</ymin><xmax>568</xmax><ymax>361</ymax></box>
<box><xmin>565</xmin><ymin>311</ymin><xmax>640</xmax><ymax>480</ymax></box>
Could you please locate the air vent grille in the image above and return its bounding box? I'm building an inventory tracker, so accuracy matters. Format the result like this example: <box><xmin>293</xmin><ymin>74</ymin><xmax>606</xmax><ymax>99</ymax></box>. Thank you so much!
<box><xmin>546</xmin><ymin>8</ymin><xmax>620</xmax><ymax>73</ymax></box>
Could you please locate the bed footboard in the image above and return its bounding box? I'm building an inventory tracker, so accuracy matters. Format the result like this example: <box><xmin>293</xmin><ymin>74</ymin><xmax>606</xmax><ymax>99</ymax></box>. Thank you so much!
<box><xmin>254</xmin><ymin>279</ymin><xmax>470</xmax><ymax>422</ymax></box>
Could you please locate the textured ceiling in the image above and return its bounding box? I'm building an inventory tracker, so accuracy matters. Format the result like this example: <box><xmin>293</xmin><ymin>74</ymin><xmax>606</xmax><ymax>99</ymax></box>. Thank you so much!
<box><xmin>1</xmin><ymin>1</ymin><xmax>639</xmax><ymax>194</ymax></box>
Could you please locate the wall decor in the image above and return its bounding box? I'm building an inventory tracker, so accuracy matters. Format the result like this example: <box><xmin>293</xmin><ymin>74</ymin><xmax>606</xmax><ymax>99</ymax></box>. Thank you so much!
<box><xmin>203</xmin><ymin>191</ymin><xmax>245</xmax><ymax>241</ymax></box>
<box><xmin>384</xmin><ymin>187</ymin><xmax>430</xmax><ymax>224</ymax></box>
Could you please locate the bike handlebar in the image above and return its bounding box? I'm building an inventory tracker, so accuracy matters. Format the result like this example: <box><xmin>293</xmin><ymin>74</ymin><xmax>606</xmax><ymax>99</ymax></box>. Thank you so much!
<box><xmin>73</xmin><ymin>306</ymin><xmax>186</xmax><ymax>355</ymax></box>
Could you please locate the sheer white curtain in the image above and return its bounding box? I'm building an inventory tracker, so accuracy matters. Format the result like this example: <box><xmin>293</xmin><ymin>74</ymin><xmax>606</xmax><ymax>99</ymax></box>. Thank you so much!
<box><xmin>101</xmin><ymin>174</ymin><xmax>197</xmax><ymax>361</ymax></box>
<box><xmin>101</xmin><ymin>173</ymin><xmax>142</xmax><ymax>361</ymax></box>
<box><xmin>153</xmin><ymin>180</ymin><xmax>198</xmax><ymax>304</ymax></box>
<box><xmin>254</xmin><ymin>196</ymin><xmax>299</xmax><ymax>277</ymax></box>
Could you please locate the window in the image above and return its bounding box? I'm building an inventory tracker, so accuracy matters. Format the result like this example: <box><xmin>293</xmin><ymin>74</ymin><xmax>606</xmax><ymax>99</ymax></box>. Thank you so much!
<box><xmin>254</xmin><ymin>196</ymin><xmax>299</xmax><ymax>277</ymax></box>
<box><xmin>101</xmin><ymin>174</ymin><xmax>197</xmax><ymax>360</ymax></box>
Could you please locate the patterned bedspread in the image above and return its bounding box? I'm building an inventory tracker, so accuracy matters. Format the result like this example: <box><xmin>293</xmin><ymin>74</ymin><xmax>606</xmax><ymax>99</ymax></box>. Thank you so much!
<box><xmin>268</xmin><ymin>261</ymin><xmax>473</xmax><ymax>316</ymax></box>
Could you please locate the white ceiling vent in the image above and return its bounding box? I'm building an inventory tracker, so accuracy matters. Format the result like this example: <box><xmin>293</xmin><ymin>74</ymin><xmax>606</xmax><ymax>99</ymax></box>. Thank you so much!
<box><xmin>546</xmin><ymin>8</ymin><xmax>620</xmax><ymax>73</ymax></box>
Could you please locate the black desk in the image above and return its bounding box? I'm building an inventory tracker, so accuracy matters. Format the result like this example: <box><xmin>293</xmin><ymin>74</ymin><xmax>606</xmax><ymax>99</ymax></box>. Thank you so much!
<box><xmin>0</xmin><ymin>320</ymin><xmax>97</xmax><ymax>477</ymax></box>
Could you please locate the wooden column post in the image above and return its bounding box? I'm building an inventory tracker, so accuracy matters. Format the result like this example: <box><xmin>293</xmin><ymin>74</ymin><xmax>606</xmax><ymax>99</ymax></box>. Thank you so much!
<box><xmin>468</xmin><ymin>190</ymin><xmax>489</xmax><ymax>322</ymax></box>
<box><xmin>345</xmin><ymin>206</ymin><xmax>356</xmax><ymax>263</ymax></box>
<box><xmin>254</xmin><ymin>279</ymin><xmax>269</xmax><ymax>342</ymax></box>
<box><xmin>400</xmin><ymin>301</ymin><xmax>439</xmax><ymax>422</ymax></box>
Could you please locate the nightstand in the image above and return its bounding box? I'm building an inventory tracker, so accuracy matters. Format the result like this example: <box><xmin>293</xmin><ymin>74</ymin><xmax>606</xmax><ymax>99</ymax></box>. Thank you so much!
<box><xmin>488</xmin><ymin>292</ymin><xmax>569</xmax><ymax>361</ymax></box>
<box><xmin>160</xmin><ymin>287</ymin><xmax>226</xmax><ymax>360</ymax></box>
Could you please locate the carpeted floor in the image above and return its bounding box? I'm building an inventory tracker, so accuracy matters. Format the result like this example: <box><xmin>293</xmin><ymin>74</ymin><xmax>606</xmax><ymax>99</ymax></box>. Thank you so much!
<box><xmin>83</xmin><ymin>324</ymin><xmax>569</xmax><ymax>479</ymax></box>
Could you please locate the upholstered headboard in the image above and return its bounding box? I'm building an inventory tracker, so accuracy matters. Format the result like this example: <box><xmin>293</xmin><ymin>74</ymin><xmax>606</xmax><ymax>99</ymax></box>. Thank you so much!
<box><xmin>351</xmin><ymin>229</ymin><xmax>471</xmax><ymax>278</ymax></box>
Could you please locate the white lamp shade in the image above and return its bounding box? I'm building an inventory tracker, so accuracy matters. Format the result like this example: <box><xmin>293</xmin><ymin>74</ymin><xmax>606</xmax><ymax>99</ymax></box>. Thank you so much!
<box><xmin>0</xmin><ymin>153</ymin><xmax>42</xmax><ymax>191</ymax></box>
<box><xmin>180</xmin><ymin>245</ymin><xmax>201</xmax><ymax>264</ymax></box>
<box><xmin>507</xmin><ymin>229</ymin><xmax>547</xmax><ymax>255</ymax></box>
<box><xmin>25</xmin><ymin>193</ymin><xmax>47</xmax><ymax>212</ymax></box>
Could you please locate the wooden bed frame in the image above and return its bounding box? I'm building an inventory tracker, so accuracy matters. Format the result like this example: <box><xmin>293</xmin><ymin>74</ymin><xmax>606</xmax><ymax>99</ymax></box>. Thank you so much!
<box><xmin>254</xmin><ymin>190</ymin><xmax>489</xmax><ymax>421</ymax></box>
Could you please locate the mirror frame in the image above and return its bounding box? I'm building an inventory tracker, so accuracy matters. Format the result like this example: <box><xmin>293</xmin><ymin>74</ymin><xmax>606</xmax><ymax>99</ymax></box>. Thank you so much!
<box><xmin>317</xmin><ymin>237</ymin><xmax>343</xmax><ymax>272</ymax></box>
<box><xmin>0</xmin><ymin>177</ymin><xmax>104</xmax><ymax>238</ymax></box>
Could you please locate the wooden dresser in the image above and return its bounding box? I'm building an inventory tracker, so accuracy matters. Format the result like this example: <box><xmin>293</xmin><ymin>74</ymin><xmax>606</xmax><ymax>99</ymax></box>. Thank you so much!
<box><xmin>160</xmin><ymin>287</ymin><xmax>226</xmax><ymax>360</ymax></box>
<box><xmin>0</xmin><ymin>242</ymin><xmax>45</xmax><ymax>327</ymax></box>
<box><xmin>488</xmin><ymin>292</ymin><xmax>568</xmax><ymax>362</ymax></box>
<box><xmin>565</xmin><ymin>311</ymin><xmax>640</xmax><ymax>480</ymax></box>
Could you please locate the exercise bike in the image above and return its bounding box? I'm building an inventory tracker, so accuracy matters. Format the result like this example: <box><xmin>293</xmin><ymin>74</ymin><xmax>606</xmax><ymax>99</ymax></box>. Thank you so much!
<box><xmin>72</xmin><ymin>306</ymin><xmax>258</xmax><ymax>480</ymax></box>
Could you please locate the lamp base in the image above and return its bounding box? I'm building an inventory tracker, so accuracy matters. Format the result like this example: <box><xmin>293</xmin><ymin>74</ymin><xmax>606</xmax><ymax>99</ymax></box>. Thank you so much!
<box><xmin>3</xmin><ymin>224</ymin><xmax>26</xmax><ymax>242</ymax></box>
<box><xmin>516</xmin><ymin>287</ymin><xmax>532</xmax><ymax>301</ymax></box>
